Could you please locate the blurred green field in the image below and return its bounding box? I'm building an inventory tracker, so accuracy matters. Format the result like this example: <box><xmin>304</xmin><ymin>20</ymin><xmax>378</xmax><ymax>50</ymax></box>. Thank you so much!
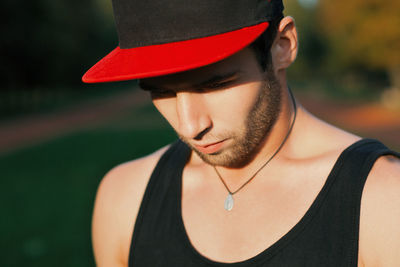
<box><xmin>0</xmin><ymin>103</ymin><xmax>176</xmax><ymax>267</ymax></box>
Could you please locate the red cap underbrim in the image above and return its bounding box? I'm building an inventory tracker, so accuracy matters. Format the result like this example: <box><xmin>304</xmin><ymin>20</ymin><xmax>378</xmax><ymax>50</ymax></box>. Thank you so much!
<box><xmin>82</xmin><ymin>22</ymin><xmax>269</xmax><ymax>83</ymax></box>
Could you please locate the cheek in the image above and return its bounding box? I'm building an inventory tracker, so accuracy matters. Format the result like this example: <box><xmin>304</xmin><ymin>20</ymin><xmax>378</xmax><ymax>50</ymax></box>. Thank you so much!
<box><xmin>209</xmin><ymin>82</ymin><xmax>263</xmax><ymax>122</ymax></box>
<box><xmin>152</xmin><ymin>98</ymin><xmax>179</xmax><ymax>128</ymax></box>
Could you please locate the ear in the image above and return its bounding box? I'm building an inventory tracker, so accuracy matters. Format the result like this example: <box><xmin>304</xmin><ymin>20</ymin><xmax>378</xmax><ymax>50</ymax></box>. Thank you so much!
<box><xmin>271</xmin><ymin>16</ymin><xmax>298</xmax><ymax>72</ymax></box>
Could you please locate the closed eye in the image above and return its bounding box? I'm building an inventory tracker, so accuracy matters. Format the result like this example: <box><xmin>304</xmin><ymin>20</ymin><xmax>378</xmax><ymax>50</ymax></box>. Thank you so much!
<box><xmin>138</xmin><ymin>70</ymin><xmax>241</xmax><ymax>96</ymax></box>
<box><xmin>203</xmin><ymin>79</ymin><xmax>236</xmax><ymax>90</ymax></box>
<box><xmin>194</xmin><ymin>74</ymin><xmax>240</xmax><ymax>93</ymax></box>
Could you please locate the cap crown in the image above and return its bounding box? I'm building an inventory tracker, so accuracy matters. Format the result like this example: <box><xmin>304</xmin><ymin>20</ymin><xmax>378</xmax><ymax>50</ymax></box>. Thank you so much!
<box><xmin>112</xmin><ymin>0</ymin><xmax>284</xmax><ymax>49</ymax></box>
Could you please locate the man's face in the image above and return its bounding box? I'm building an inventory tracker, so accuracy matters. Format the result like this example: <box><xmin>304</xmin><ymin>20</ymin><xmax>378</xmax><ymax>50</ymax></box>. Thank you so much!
<box><xmin>139</xmin><ymin>47</ymin><xmax>281</xmax><ymax>168</ymax></box>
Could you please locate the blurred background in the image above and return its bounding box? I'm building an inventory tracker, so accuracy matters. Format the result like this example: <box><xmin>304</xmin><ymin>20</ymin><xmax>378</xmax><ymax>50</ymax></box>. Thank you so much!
<box><xmin>0</xmin><ymin>0</ymin><xmax>399</xmax><ymax>266</ymax></box>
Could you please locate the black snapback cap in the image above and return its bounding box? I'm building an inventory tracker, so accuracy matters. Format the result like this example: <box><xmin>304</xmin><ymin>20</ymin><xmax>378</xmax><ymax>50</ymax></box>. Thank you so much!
<box><xmin>82</xmin><ymin>0</ymin><xmax>284</xmax><ymax>83</ymax></box>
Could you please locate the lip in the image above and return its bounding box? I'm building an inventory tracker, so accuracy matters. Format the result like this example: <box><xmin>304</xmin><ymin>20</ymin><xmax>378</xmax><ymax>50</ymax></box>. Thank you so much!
<box><xmin>194</xmin><ymin>140</ymin><xmax>226</xmax><ymax>154</ymax></box>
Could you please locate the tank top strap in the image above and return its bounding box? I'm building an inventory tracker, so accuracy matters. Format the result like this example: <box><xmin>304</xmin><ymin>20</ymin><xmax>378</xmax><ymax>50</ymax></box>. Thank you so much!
<box><xmin>256</xmin><ymin>138</ymin><xmax>400</xmax><ymax>266</ymax></box>
<box><xmin>330</xmin><ymin>138</ymin><xmax>400</xmax><ymax>266</ymax></box>
<box><xmin>128</xmin><ymin>140</ymin><xmax>191</xmax><ymax>266</ymax></box>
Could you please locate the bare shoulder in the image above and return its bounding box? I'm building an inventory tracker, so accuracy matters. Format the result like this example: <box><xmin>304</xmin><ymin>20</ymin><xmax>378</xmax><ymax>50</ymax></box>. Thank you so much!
<box><xmin>92</xmin><ymin>145</ymin><xmax>171</xmax><ymax>267</ymax></box>
<box><xmin>359</xmin><ymin>153</ymin><xmax>400</xmax><ymax>266</ymax></box>
<box><xmin>299</xmin><ymin>107</ymin><xmax>400</xmax><ymax>266</ymax></box>
<box><xmin>291</xmin><ymin>106</ymin><xmax>362</xmax><ymax>159</ymax></box>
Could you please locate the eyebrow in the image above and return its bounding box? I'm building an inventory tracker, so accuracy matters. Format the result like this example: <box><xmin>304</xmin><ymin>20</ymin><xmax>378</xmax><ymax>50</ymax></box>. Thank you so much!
<box><xmin>138</xmin><ymin>71</ymin><xmax>241</xmax><ymax>92</ymax></box>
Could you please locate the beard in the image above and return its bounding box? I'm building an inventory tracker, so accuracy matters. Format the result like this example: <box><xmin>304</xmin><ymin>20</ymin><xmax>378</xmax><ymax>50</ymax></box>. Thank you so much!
<box><xmin>179</xmin><ymin>69</ymin><xmax>282</xmax><ymax>168</ymax></box>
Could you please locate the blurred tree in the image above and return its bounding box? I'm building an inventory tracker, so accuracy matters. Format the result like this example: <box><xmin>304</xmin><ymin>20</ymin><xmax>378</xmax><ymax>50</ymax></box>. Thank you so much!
<box><xmin>318</xmin><ymin>0</ymin><xmax>400</xmax><ymax>104</ymax></box>
<box><xmin>0</xmin><ymin>0</ymin><xmax>117</xmax><ymax>90</ymax></box>
<box><xmin>284</xmin><ymin>0</ymin><xmax>327</xmax><ymax>80</ymax></box>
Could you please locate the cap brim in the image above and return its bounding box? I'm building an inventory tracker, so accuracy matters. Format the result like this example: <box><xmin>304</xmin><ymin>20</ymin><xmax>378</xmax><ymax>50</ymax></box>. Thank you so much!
<box><xmin>82</xmin><ymin>22</ymin><xmax>269</xmax><ymax>83</ymax></box>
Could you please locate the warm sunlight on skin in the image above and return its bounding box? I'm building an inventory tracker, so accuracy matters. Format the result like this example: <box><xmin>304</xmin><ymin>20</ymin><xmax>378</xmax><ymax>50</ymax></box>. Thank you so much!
<box><xmin>140</xmin><ymin>48</ymin><xmax>282</xmax><ymax>167</ymax></box>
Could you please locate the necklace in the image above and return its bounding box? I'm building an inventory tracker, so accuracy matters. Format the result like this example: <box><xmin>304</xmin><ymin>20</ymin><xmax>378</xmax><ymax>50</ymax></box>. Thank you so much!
<box><xmin>213</xmin><ymin>88</ymin><xmax>297</xmax><ymax>211</ymax></box>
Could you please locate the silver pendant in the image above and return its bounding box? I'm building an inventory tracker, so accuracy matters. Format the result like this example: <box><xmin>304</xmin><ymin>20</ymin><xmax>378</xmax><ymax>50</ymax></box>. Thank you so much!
<box><xmin>224</xmin><ymin>193</ymin><xmax>234</xmax><ymax>211</ymax></box>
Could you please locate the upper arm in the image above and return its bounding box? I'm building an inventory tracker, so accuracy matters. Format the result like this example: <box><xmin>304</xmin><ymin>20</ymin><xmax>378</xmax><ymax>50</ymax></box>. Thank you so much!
<box><xmin>92</xmin><ymin>146</ymin><xmax>170</xmax><ymax>267</ymax></box>
<box><xmin>359</xmin><ymin>155</ymin><xmax>400</xmax><ymax>267</ymax></box>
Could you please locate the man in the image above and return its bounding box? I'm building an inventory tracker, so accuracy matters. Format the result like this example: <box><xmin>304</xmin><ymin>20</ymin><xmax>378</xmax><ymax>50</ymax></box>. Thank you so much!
<box><xmin>83</xmin><ymin>0</ymin><xmax>400</xmax><ymax>266</ymax></box>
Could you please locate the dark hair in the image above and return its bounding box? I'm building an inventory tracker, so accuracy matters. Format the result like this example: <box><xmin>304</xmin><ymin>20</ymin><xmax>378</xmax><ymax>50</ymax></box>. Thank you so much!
<box><xmin>250</xmin><ymin>15</ymin><xmax>283</xmax><ymax>71</ymax></box>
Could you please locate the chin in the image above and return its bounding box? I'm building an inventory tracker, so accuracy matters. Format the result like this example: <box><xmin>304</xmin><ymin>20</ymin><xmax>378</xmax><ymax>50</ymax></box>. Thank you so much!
<box><xmin>193</xmin><ymin>145</ymin><xmax>253</xmax><ymax>168</ymax></box>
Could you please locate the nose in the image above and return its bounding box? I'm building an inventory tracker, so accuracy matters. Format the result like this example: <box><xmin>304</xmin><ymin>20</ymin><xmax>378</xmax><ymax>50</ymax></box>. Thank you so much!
<box><xmin>175</xmin><ymin>92</ymin><xmax>212</xmax><ymax>140</ymax></box>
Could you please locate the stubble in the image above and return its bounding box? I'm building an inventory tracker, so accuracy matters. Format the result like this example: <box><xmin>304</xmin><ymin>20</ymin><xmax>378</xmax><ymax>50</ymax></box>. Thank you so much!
<box><xmin>181</xmin><ymin>69</ymin><xmax>282</xmax><ymax>168</ymax></box>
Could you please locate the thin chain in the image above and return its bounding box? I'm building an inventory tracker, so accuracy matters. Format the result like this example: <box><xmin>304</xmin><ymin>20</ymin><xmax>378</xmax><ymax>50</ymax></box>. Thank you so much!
<box><xmin>213</xmin><ymin>87</ymin><xmax>297</xmax><ymax>195</ymax></box>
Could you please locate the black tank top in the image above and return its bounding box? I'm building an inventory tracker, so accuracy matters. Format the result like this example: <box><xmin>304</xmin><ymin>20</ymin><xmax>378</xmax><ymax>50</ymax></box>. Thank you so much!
<box><xmin>128</xmin><ymin>139</ymin><xmax>400</xmax><ymax>266</ymax></box>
